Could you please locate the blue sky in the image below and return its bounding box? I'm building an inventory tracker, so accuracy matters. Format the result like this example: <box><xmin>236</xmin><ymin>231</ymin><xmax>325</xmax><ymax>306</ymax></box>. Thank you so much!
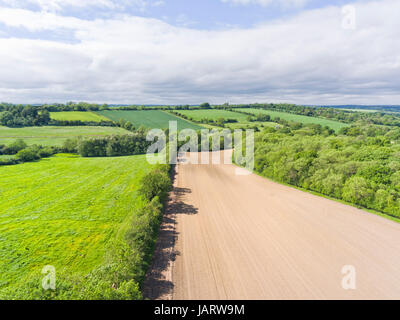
<box><xmin>1</xmin><ymin>0</ymin><xmax>357</xmax><ymax>29</ymax></box>
<box><xmin>0</xmin><ymin>0</ymin><xmax>399</xmax><ymax>105</ymax></box>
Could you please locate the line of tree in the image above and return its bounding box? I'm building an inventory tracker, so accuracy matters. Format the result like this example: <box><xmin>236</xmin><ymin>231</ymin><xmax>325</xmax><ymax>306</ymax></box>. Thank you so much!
<box><xmin>51</xmin><ymin>120</ymin><xmax>116</xmax><ymax>127</ymax></box>
<box><xmin>63</xmin><ymin>134</ymin><xmax>152</xmax><ymax>157</ymax></box>
<box><xmin>0</xmin><ymin>101</ymin><xmax>215</xmax><ymax>114</ymax></box>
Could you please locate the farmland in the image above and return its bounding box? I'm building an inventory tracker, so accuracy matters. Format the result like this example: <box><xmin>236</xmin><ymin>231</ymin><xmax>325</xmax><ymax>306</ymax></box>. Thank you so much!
<box><xmin>0</xmin><ymin>126</ymin><xmax>129</xmax><ymax>146</ymax></box>
<box><xmin>2</xmin><ymin>103</ymin><xmax>400</xmax><ymax>301</ymax></box>
<box><xmin>0</xmin><ymin>154</ymin><xmax>152</xmax><ymax>298</ymax></box>
<box><xmin>97</xmin><ymin>110</ymin><xmax>203</xmax><ymax>131</ymax></box>
<box><xmin>151</xmin><ymin>150</ymin><xmax>400</xmax><ymax>300</ymax></box>
<box><xmin>176</xmin><ymin>109</ymin><xmax>248</xmax><ymax>122</ymax></box>
<box><xmin>50</xmin><ymin>112</ymin><xmax>110</xmax><ymax>122</ymax></box>
<box><xmin>236</xmin><ymin>108</ymin><xmax>348</xmax><ymax>131</ymax></box>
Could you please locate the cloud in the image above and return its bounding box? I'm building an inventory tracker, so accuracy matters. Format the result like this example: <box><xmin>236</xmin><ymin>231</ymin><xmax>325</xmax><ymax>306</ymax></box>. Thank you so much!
<box><xmin>220</xmin><ymin>0</ymin><xmax>309</xmax><ymax>8</ymax></box>
<box><xmin>0</xmin><ymin>0</ymin><xmax>160</xmax><ymax>13</ymax></box>
<box><xmin>0</xmin><ymin>0</ymin><xmax>399</xmax><ymax>104</ymax></box>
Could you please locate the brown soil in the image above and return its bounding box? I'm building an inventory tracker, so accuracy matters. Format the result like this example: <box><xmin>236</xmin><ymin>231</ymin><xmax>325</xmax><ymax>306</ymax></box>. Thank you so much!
<box><xmin>144</xmin><ymin>150</ymin><xmax>400</xmax><ymax>300</ymax></box>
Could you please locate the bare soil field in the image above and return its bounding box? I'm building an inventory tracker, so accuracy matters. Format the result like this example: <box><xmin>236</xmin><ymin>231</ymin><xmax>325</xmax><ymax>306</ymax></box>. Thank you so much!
<box><xmin>144</xmin><ymin>150</ymin><xmax>400</xmax><ymax>300</ymax></box>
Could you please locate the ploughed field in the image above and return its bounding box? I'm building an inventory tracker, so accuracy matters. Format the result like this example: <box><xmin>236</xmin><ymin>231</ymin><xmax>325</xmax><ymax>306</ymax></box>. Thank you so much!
<box><xmin>97</xmin><ymin>110</ymin><xmax>203</xmax><ymax>131</ymax></box>
<box><xmin>0</xmin><ymin>126</ymin><xmax>129</xmax><ymax>146</ymax></box>
<box><xmin>0</xmin><ymin>154</ymin><xmax>151</xmax><ymax>298</ymax></box>
<box><xmin>147</xmin><ymin>150</ymin><xmax>400</xmax><ymax>300</ymax></box>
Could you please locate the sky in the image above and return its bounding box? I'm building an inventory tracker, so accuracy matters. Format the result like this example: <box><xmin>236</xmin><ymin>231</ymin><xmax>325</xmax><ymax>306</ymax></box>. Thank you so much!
<box><xmin>0</xmin><ymin>0</ymin><xmax>399</xmax><ymax>105</ymax></box>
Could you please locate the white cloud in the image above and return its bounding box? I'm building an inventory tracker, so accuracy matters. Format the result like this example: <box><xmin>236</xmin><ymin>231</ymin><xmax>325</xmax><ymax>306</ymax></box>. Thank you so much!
<box><xmin>0</xmin><ymin>0</ymin><xmax>399</xmax><ymax>104</ymax></box>
<box><xmin>0</xmin><ymin>0</ymin><xmax>159</xmax><ymax>13</ymax></box>
<box><xmin>220</xmin><ymin>0</ymin><xmax>309</xmax><ymax>8</ymax></box>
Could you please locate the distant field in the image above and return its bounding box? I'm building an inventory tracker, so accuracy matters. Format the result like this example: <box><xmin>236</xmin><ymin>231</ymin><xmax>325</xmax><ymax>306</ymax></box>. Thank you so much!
<box><xmin>177</xmin><ymin>109</ymin><xmax>248</xmax><ymax>122</ymax></box>
<box><xmin>50</xmin><ymin>111</ymin><xmax>110</xmax><ymax>122</ymax></box>
<box><xmin>0</xmin><ymin>126</ymin><xmax>129</xmax><ymax>146</ymax></box>
<box><xmin>97</xmin><ymin>110</ymin><xmax>203</xmax><ymax>131</ymax></box>
<box><xmin>237</xmin><ymin>108</ymin><xmax>348</xmax><ymax>131</ymax></box>
<box><xmin>0</xmin><ymin>154</ymin><xmax>151</xmax><ymax>297</ymax></box>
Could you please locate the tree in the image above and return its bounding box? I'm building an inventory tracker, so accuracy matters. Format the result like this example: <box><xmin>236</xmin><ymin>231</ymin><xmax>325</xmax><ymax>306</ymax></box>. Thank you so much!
<box><xmin>342</xmin><ymin>176</ymin><xmax>374</xmax><ymax>207</ymax></box>
<box><xmin>199</xmin><ymin>102</ymin><xmax>211</xmax><ymax>109</ymax></box>
<box><xmin>16</xmin><ymin>148</ymin><xmax>40</xmax><ymax>162</ymax></box>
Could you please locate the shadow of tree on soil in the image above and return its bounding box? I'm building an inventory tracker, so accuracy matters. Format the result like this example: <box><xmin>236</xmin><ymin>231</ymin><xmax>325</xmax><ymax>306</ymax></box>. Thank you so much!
<box><xmin>142</xmin><ymin>180</ymin><xmax>198</xmax><ymax>299</ymax></box>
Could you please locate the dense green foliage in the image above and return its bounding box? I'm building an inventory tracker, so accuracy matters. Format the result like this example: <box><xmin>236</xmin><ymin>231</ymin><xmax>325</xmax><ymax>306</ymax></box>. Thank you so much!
<box><xmin>0</xmin><ymin>105</ymin><xmax>50</xmax><ymax>127</ymax></box>
<box><xmin>75</xmin><ymin>134</ymin><xmax>151</xmax><ymax>157</ymax></box>
<box><xmin>0</xmin><ymin>138</ymin><xmax>27</xmax><ymax>155</ymax></box>
<box><xmin>0</xmin><ymin>155</ymin><xmax>171</xmax><ymax>300</ymax></box>
<box><xmin>253</xmin><ymin>125</ymin><xmax>400</xmax><ymax>218</ymax></box>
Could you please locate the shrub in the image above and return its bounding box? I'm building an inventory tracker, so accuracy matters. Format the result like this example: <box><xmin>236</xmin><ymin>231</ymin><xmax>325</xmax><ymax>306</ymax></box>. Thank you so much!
<box><xmin>138</xmin><ymin>165</ymin><xmax>171</xmax><ymax>202</ymax></box>
<box><xmin>77</xmin><ymin>138</ymin><xmax>108</xmax><ymax>157</ymax></box>
<box><xmin>38</xmin><ymin>147</ymin><xmax>54</xmax><ymax>158</ymax></box>
<box><xmin>4</xmin><ymin>139</ymin><xmax>27</xmax><ymax>155</ymax></box>
<box><xmin>62</xmin><ymin>138</ymin><xmax>78</xmax><ymax>153</ymax></box>
<box><xmin>16</xmin><ymin>148</ymin><xmax>40</xmax><ymax>162</ymax></box>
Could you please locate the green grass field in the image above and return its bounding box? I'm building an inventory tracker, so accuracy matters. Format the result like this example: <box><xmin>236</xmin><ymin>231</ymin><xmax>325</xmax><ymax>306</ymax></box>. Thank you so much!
<box><xmin>237</xmin><ymin>108</ymin><xmax>348</xmax><ymax>131</ymax></box>
<box><xmin>50</xmin><ymin>112</ymin><xmax>110</xmax><ymax>122</ymax></box>
<box><xmin>97</xmin><ymin>110</ymin><xmax>203</xmax><ymax>131</ymax></box>
<box><xmin>0</xmin><ymin>154</ymin><xmax>152</xmax><ymax>296</ymax></box>
<box><xmin>0</xmin><ymin>126</ymin><xmax>129</xmax><ymax>146</ymax></box>
<box><xmin>176</xmin><ymin>109</ymin><xmax>249</xmax><ymax>122</ymax></box>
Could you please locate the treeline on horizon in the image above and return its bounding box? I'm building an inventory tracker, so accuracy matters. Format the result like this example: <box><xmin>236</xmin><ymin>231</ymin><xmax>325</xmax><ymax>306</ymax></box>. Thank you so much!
<box><xmin>2</xmin><ymin>101</ymin><xmax>400</xmax><ymax>128</ymax></box>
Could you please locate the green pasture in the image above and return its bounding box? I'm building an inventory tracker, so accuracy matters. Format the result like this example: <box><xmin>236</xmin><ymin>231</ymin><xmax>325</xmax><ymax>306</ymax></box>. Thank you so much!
<box><xmin>237</xmin><ymin>108</ymin><xmax>348</xmax><ymax>131</ymax></box>
<box><xmin>0</xmin><ymin>154</ymin><xmax>151</xmax><ymax>296</ymax></box>
<box><xmin>97</xmin><ymin>110</ymin><xmax>203</xmax><ymax>131</ymax></box>
<box><xmin>0</xmin><ymin>126</ymin><xmax>129</xmax><ymax>146</ymax></box>
<box><xmin>50</xmin><ymin>112</ymin><xmax>110</xmax><ymax>122</ymax></box>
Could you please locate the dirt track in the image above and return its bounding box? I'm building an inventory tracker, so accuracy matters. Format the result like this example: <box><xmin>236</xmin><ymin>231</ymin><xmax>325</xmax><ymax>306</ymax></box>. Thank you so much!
<box><xmin>144</xmin><ymin>150</ymin><xmax>400</xmax><ymax>300</ymax></box>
